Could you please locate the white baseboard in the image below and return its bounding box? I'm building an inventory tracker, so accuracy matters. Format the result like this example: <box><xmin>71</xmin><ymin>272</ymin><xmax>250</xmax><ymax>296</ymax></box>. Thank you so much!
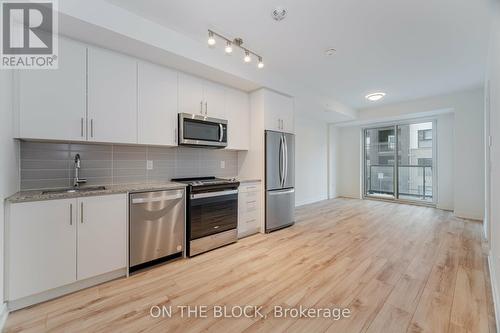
<box><xmin>295</xmin><ymin>195</ymin><xmax>328</xmax><ymax>207</ymax></box>
<box><xmin>0</xmin><ymin>302</ymin><xmax>9</xmax><ymax>332</ymax></box>
<box><xmin>488</xmin><ymin>252</ymin><xmax>500</xmax><ymax>331</ymax></box>
<box><xmin>453</xmin><ymin>210</ymin><xmax>484</xmax><ymax>221</ymax></box>
<box><xmin>7</xmin><ymin>268</ymin><xmax>126</xmax><ymax>311</ymax></box>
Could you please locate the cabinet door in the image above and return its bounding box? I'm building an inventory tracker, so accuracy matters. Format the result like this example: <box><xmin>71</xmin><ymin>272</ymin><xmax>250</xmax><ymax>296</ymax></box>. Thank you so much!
<box><xmin>88</xmin><ymin>47</ymin><xmax>137</xmax><ymax>144</ymax></box>
<box><xmin>226</xmin><ymin>88</ymin><xmax>250</xmax><ymax>150</ymax></box>
<box><xmin>238</xmin><ymin>184</ymin><xmax>262</xmax><ymax>238</ymax></box>
<box><xmin>138</xmin><ymin>62</ymin><xmax>178</xmax><ymax>146</ymax></box>
<box><xmin>281</xmin><ymin>97</ymin><xmax>295</xmax><ymax>133</ymax></box>
<box><xmin>18</xmin><ymin>37</ymin><xmax>87</xmax><ymax>141</ymax></box>
<box><xmin>178</xmin><ymin>73</ymin><xmax>204</xmax><ymax>115</ymax></box>
<box><xmin>77</xmin><ymin>194</ymin><xmax>127</xmax><ymax>280</ymax></box>
<box><xmin>203</xmin><ymin>80</ymin><xmax>226</xmax><ymax>119</ymax></box>
<box><xmin>264</xmin><ymin>90</ymin><xmax>294</xmax><ymax>133</ymax></box>
<box><xmin>8</xmin><ymin>199</ymin><xmax>77</xmax><ymax>300</ymax></box>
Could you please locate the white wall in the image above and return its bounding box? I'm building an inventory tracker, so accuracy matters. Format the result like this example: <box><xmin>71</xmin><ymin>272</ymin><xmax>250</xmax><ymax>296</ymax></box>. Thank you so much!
<box><xmin>330</xmin><ymin>88</ymin><xmax>482</xmax><ymax>219</ymax></box>
<box><xmin>453</xmin><ymin>89</ymin><xmax>485</xmax><ymax>219</ymax></box>
<box><xmin>436</xmin><ymin>113</ymin><xmax>455</xmax><ymax>211</ymax></box>
<box><xmin>328</xmin><ymin>125</ymin><xmax>340</xmax><ymax>198</ymax></box>
<box><xmin>0</xmin><ymin>70</ymin><xmax>20</xmax><ymax>307</ymax></box>
<box><xmin>486</xmin><ymin>0</ymin><xmax>500</xmax><ymax>327</ymax></box>
<box><xmin>331</xmin><ymin>126</ymin><xmax>362</xmax><ymax>199</ymax></box>
<box><xmin>295</xmin><ymin>114</ymin><xmax>328</xmax><ymax>206</ymax></box>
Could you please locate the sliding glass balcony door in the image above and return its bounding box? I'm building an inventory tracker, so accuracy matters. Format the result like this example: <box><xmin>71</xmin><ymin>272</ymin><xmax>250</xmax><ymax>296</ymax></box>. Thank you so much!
<box><xmin>363</xmin><ymin>121</ymin><xmax>435</xmax><ymax>204</ymax></box>
<box><xmin>364</xmin><ymin>126</ymin><xmax>396</xmax><ymax>199</ymax></box>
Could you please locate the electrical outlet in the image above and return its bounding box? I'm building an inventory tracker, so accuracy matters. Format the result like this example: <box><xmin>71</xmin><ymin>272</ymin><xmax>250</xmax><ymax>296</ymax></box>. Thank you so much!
<box><xmin>220</xmin><ymin>160</ymin><xmax>226</xmax><ymax>169</ymax></box>
<box><xmin>146</xmin><ymin>160</ymin><xmax>153</xmax><ymax>170</ymax></box>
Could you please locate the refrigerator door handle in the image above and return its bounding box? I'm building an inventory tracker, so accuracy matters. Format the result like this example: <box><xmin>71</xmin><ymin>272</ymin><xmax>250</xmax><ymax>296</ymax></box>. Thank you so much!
<box><xmin>283</xmin><ymin>134</ymin><xmax>288</xmax><ymax>186</ymax></box>
<box><xmin>269</xmin><ymin>188</ymin><xmax>295</xmax><ymax>195</ymax></box>
<box><xmin>280</xmin><ymin>135</ymin><xmax>286</xmax><ymax>187</ymax></box>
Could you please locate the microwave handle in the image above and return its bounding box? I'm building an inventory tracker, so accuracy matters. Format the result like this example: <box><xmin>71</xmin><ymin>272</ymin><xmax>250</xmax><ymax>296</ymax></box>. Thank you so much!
<box><xmin>219</xmin><ymin>123</ymin><xmax>224</xmax><ymax>142</ymax></box>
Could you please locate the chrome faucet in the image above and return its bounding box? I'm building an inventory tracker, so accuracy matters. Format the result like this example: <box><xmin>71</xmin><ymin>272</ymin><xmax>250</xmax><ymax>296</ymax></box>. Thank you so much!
<box><xmin>73</xmin><ymin>154</ymin><xmax>87</xmax><ymax>187</ymax></box>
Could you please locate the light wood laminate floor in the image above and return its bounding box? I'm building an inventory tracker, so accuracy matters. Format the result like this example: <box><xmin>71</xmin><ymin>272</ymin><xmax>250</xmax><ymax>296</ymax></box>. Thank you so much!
<box><xmin>5</xmin><ymin>198</ymin><xmax>496</xmax><ymax>333</ymax></box>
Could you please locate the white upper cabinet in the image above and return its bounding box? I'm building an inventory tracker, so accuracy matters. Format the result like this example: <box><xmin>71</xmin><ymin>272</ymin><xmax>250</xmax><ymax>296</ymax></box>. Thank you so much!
<box><xmin>178</xmin><ymin>73</ymin><xmax>204</xmax><ymax>115</ymax></box>
<box><xmin>77</xmin><ymin>194</ymin><xmax>127</xmax><ymax>280</ymax></box>
<box><xmin>8</xmin><ymin>199</ymin><xmax>77</xmax><ymax>300</ymax></box>
<box><xmin>138</xmin><ymin>62</ymin><xmax>178</xmax><ymax>146</ymax></box>
<box><xmin>226</xmin><ymin>87</ymin><xmax>250</xmax><ymax>150</ymax></box>
<box><xmin>15</xmin><ymin>36</ymin><xmax>257</xmax><ymax>147</ymax></box>
<box><xmin>88</xmin><ymin>47</ymin><xmax>138</xmax><ymax>144</ymax></box>
<box><xmin>178</xmin><ymin>73</ymin><xmax>226</xmax><ymax>119</ymax></box>
<box><xmin>203</xmin><ymin>80</ymin><xmax>226</xmax><ymax>119</ymax></box>
<box><xmin>264</xmin><ymin>90</ymin><xmax>295</xmax><ymax>133</ymax></box>
<box><xmin>17</xmin><ymin>37</ymin><xmax>87</xmax><ymax>141</ymax></box>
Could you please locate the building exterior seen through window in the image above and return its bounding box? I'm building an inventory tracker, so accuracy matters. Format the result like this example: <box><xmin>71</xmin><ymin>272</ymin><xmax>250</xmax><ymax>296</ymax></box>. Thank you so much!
<box><xmin>364</xmin><ymin>122</ymin><xmax>433</xmax><ymax>203</ymax></box>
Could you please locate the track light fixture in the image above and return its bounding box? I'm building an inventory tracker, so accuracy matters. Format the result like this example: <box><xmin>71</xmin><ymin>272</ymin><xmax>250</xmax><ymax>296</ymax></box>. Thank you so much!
<box><xmin>224</xmin><ymin>41</ymin><xmax>233</xmax><ymax>54</ymax></box>
<box><xmin>207</xmin><ymin>30</ymin><xmax>264</xmax><ymax>69</ymax></box>
<box><xmin>257</xmin><ymin>57</ymin><xmax>264</xmax><ymax>69</ymax></box>
<box><xmin>207</xmin><ymin>31</ymin><xmax>216</xmax><ymax>46</ymax></box>
<box><xmin>244</xmin><ymin>51</ymin><xmax>251</xmax><ymax>63</ymax></box>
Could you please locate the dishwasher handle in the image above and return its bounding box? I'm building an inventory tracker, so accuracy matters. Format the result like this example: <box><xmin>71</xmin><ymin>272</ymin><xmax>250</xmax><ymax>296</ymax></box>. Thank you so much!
<box><xmin>131</xmin><ymin>192</ymin><xmax>183</xmax><ymax>204</ymax></box>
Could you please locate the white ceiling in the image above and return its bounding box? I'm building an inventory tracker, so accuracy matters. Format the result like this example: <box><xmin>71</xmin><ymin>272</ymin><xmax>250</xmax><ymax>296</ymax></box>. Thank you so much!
<box><xmin>105</xmin><ymin>0</ymin><xmax>491</xmax><ymax>109</ymax></box>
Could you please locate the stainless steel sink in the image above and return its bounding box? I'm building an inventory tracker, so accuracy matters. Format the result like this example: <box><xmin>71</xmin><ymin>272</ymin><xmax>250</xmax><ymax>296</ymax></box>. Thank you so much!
<box><xmin>42</xmin><ymin>186</ymin><xmax>106</xmax><ymax>195</ymax></box>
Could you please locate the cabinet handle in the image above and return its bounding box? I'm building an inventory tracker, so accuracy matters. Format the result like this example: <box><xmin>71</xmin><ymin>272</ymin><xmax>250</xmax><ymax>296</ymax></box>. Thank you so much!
<box><xmin>81</xmin><ymin>118</ymin><xmax>84</xmax><ymax>137</ymax></box>
<box><xmin>70</xmin><ymin>204</ymin><xmax>73</xmax><ymax>225</ymax></box>
<box><xmin>205</xmin><ymin>101</ymin><xmax>208</xmax><ymax>115</ymax></box>
<box><xmin>90</xmin><ymin>119</ymin><xmax>94</xmax><ymax>138</ymax></box>
<box><xmin>81</xmin><ymin>202</ymin><xmax>84</xmax><ymax>224</ymax></box>
<box><xmin>174</xmin><ymin>128</ymin><xmax>177</xmax><ymax>144</ymax></box>
<box><xmin>200</xmin><ymin>101</ymin><xmax>203</xmax><ymax>114</ymax></box>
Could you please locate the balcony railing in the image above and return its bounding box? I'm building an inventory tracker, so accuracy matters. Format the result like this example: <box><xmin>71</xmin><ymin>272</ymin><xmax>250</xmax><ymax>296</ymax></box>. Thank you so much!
<box><xmin>367</xmin><ymin>164</ymin><xmax>432</xmax><ymax>201</ymax></box>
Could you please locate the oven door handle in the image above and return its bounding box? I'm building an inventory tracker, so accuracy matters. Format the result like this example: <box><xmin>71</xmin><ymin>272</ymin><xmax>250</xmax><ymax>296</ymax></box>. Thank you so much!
<box><xmin>191</xmin><ymin>189</ymin><xmax>238</xmax><ymax>199</ymax></box>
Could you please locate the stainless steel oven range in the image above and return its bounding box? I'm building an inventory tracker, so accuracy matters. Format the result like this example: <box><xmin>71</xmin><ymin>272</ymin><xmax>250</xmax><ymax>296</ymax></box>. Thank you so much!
<box><xmin>172</xmin><ymin>177</ymin><xmax>239</xmax><ymax>257</ymax></box>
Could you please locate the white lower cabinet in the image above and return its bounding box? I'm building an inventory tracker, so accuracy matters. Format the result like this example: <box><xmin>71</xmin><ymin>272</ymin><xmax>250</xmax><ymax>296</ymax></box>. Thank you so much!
<box><xmin>238</xmin><ymin>182</ymin><xmax>262</xmax><ymax>238</ymax></box>
<box><xmin>8</xmin><ymin>199</ymin><xmax>77</xmax><ymax>301</ymax></box>
<box><xmin>77</xmin><ymin>194</ymin><xmax>127</xmax><ymax>280</ymax></box>
<box><xmin>7</xmin><ymin>194</ymin><xmax>127</xmax><ymax>302</ymax></box>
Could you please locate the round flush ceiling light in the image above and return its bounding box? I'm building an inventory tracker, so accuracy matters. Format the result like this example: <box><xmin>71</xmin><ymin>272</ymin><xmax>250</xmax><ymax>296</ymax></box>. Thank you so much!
<box><xmin>271</xmin><ymin>7</ymin><xmax>287</xmax><ymax>21</ymax></box>
<box><xmin>365</xmin><ymin>92</ymin><xmax>386</xmax><ymax>101</ymax></box>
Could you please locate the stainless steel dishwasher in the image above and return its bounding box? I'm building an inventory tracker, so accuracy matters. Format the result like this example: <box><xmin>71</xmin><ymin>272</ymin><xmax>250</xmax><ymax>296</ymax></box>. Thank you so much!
<box><xmin>129</xmin><ymin>189</ymin><xmax>185</xmax><ymax>271</ymax></box>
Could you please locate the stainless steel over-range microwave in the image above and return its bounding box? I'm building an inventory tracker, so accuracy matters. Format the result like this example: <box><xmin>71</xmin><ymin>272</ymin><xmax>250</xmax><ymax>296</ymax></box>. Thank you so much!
<box><xmin>178</xmin><ymin>113</ymin><xmax>228</xmax><ymax>148</ymax></box>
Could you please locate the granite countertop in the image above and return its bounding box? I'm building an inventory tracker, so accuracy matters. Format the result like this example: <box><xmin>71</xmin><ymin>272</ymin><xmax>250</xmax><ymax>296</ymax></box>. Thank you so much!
<box><xmin>6</xmin><ymin>181</ymin><xmax>187</xmax><ymax>203</ymax></box>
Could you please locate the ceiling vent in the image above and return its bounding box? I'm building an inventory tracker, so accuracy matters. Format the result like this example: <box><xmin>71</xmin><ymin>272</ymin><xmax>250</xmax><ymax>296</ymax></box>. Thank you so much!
<box><xmin>271</xmin><ymin>7</ymin><xmax>287</xmax><ymax>21</ymax></box>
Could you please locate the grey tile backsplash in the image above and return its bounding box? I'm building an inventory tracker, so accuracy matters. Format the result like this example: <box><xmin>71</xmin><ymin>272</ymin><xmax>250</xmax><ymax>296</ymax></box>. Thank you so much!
<box><xmin>20</xmin><ymin>142</ymin><xmax>238</xmax><ymax>190</ymax></box>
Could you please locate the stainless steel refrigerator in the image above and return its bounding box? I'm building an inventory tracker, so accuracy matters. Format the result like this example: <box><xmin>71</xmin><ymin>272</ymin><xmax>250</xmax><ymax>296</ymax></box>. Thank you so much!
<box><xmin>265</xmin><ymin>130</ymin><xmax>295</xmax><ymax>232</ymax></box>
